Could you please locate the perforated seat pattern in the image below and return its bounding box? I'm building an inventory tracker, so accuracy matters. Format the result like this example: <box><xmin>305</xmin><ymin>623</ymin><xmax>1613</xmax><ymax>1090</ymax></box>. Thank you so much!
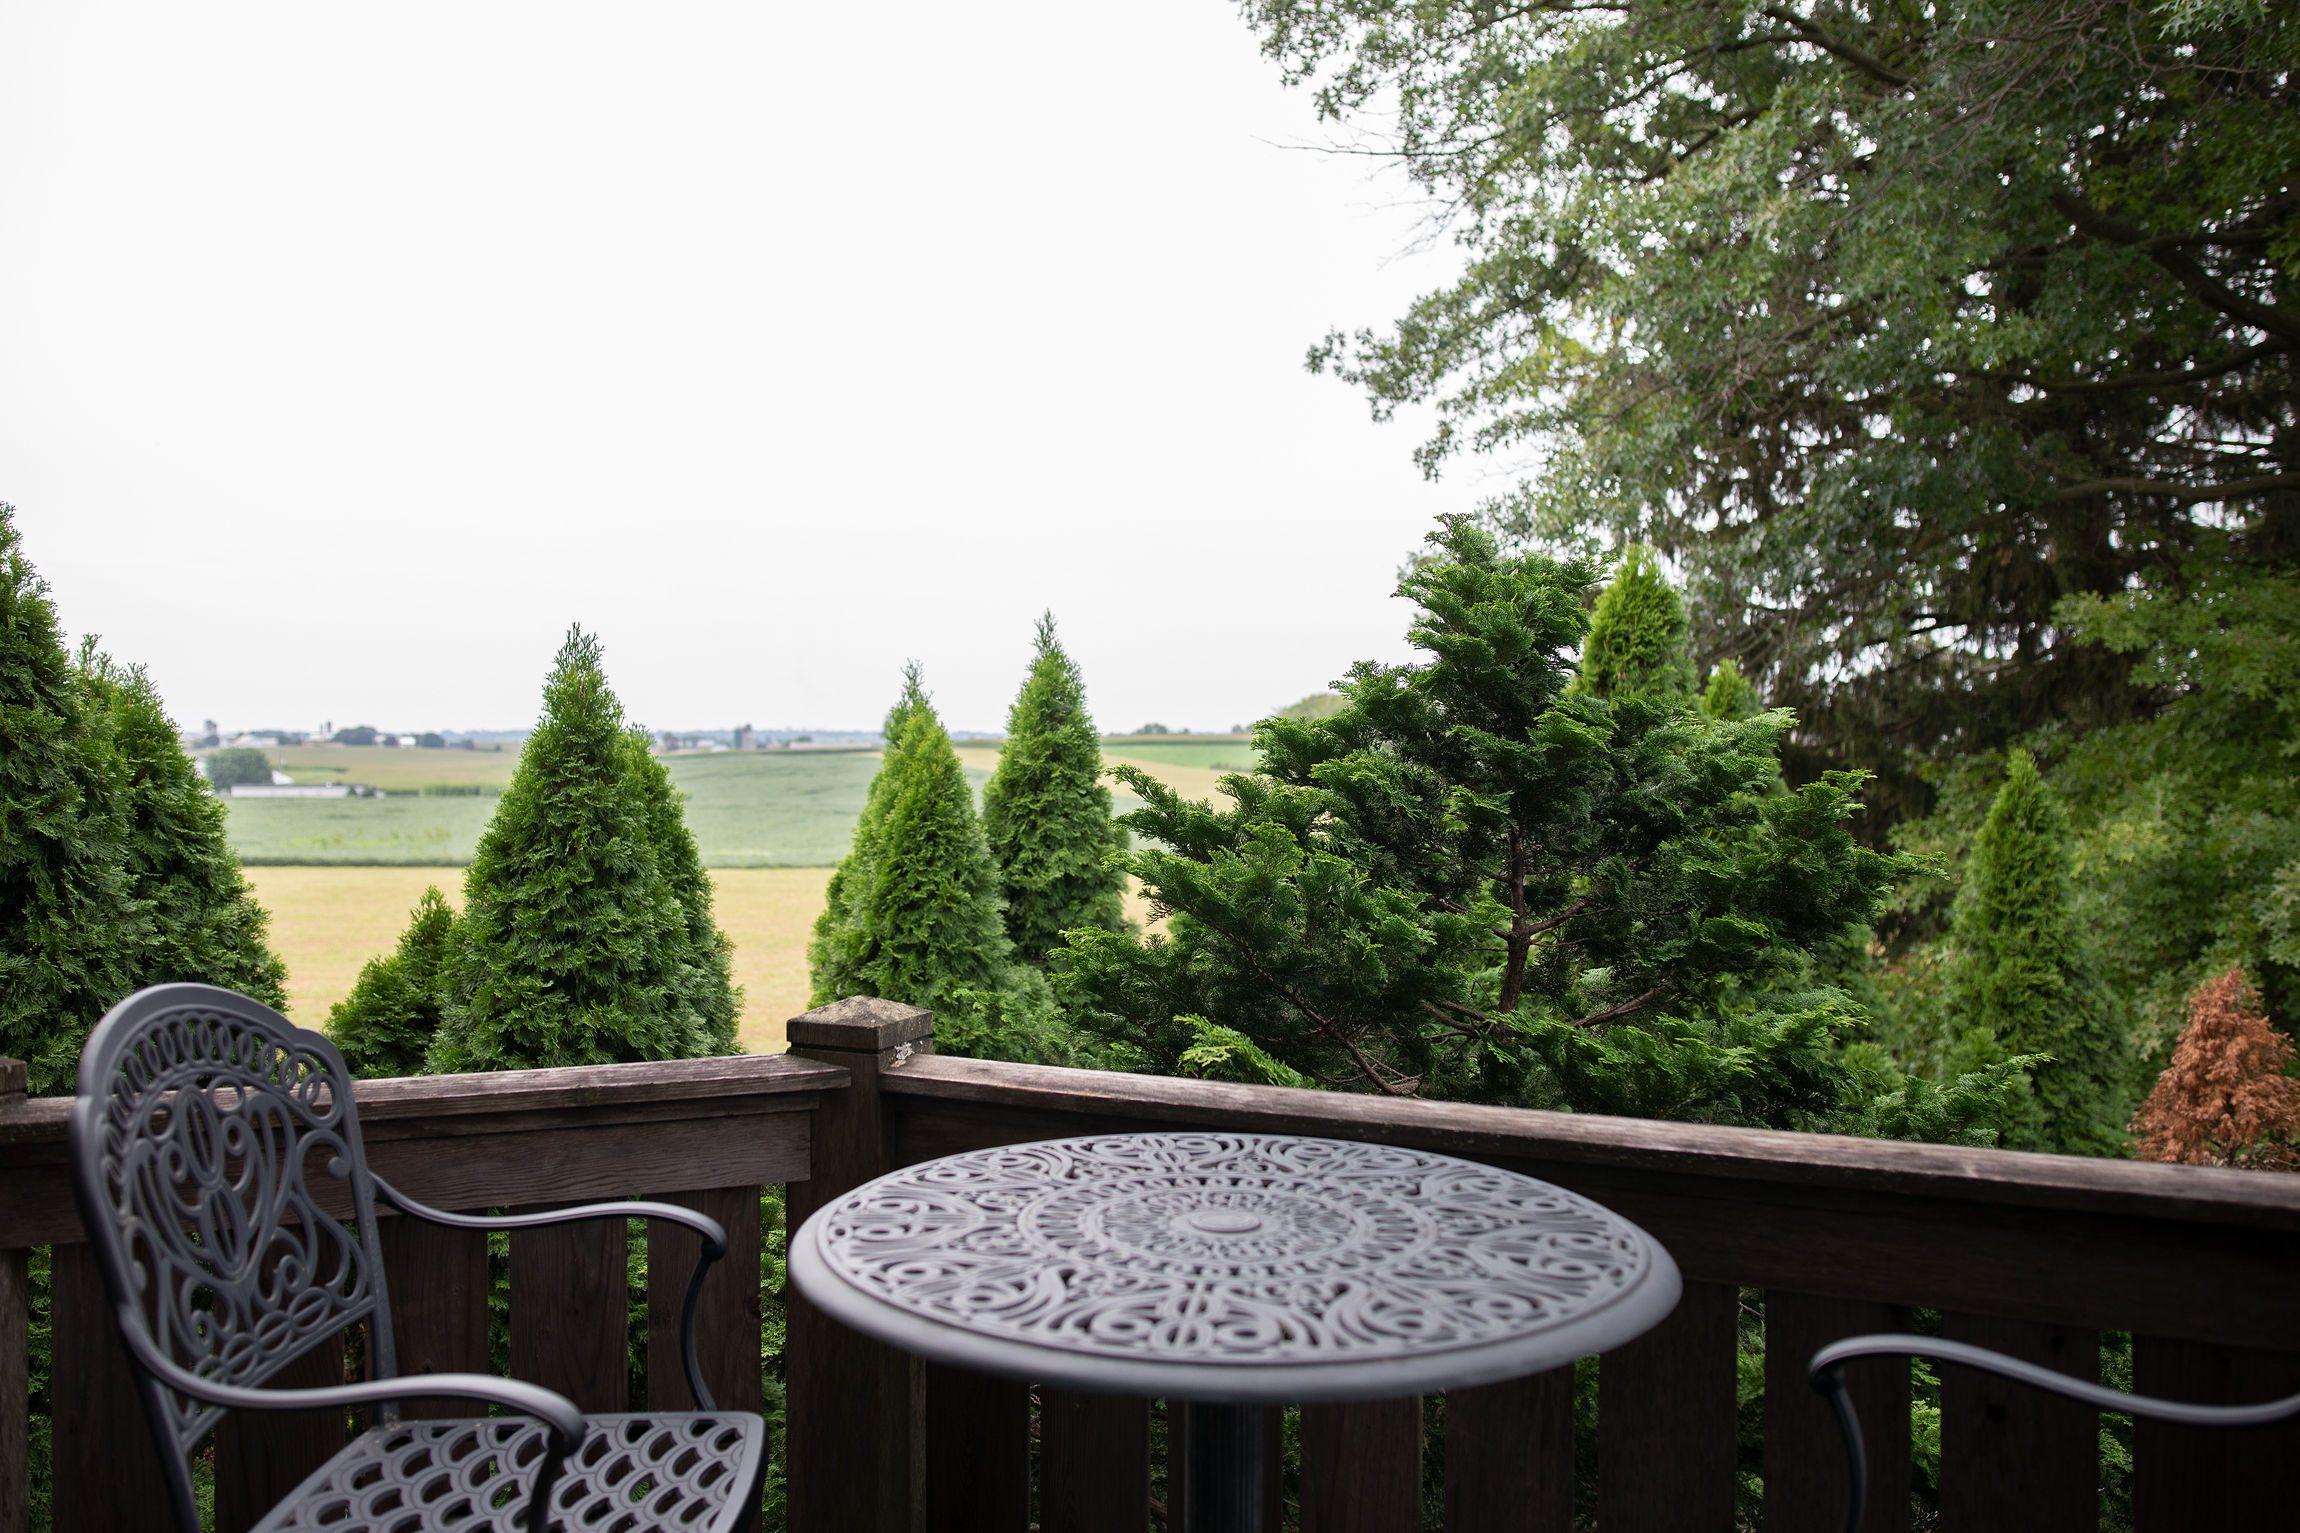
<box><xmin>250</xmin><ymin>1413</ymin><xmax>764</xmax><ymax>1533</ymax></box>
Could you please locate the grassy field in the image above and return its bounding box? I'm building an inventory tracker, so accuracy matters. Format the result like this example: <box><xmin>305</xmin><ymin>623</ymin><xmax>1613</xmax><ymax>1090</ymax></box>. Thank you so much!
<box><xmin>232</xmin><ymin>738</ymin><xmax>1232</xmax><ymax>1050</ymax></box>
<box><xmin>224</xmin><ymin>744</ymin><xmax>1259</xmax><ymax>868</ymax></box>
<box><xmin>225</xmin><ymin>794</ymin><xmax>503</xmax><ymax>864</ymax></box>
<box><xmin>270</xmin><ymin>742</ymin><xmax>521</xmax><ymax>790</ymax></box>
<box><xmin>1096</xmin><ymin>739</ymin><xmax>1261</xmax><ymax>773</ymax></box>
<box><xmin>247</xmin><ymin>865</ymin><xmax>833</xmax><ymax>1053</ymax></box>
<box><xmin>247</xmin><ymin>864</ymin><xmax>1157</xmax><ymax>1055</ymax></box>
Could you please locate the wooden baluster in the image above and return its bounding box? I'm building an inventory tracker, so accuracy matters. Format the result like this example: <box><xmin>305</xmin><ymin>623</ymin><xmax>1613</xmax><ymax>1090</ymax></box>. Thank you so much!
<box><xmin>1040</xmin><ymin>1387</ymin><xmax>1150</xmax><ymax>1532</ymax></box>
<box><xmin>647</xmin><ymin>1186</ymin><xmax>764</xmax><ymax>1414</ymax></box>
<box><xmin>211</xmin><ymin>1333</ymin><xmax>345</xmax><ymax>1533</ymax></box>
<box><xmin>47</xmin><ymin>1242</ymin><xmax>175</xmax><ymax>1533</ymax></box>
<box><xmin>2131</xmin><ymin>1336</ymin><xmax>2300</xmax><ymax>1528</ymax></box>
<box><xmin>921</xmin><ymin>1363</ymin><xmax>1028</xmax><ymax>1531</ymax></box>
<box><xmin>1764</xmin><ymin>1293</ymin><xmax>1909</xmax><ymax>1533</ymax></box>
<box><xmin>1445</xmin><ymin>1368</ymin><xmax>1574</xmax><ymax>1532</ymax></box>
<box><xmin>379</xmin><ymin>1215</ymin><xmax>493</xmax><ymax>1417</ymax></box>
<box><xmin>1599</xmin><ymin>1279</ymin><xmax>1738</xmax><ymax>1533</ymax></box>
<box><xmin>1938</xmin><ymin>1314</ymin><xmax>2097</xmax><ymax>1533</ymax></box>
<box><xmin>0</xmin><ymin>1061</ymin><xmax>26</xmax><ymax>1533</ymax></box>
<box><xmin>1301</xmin><ymin>1396</ymin><xmax>1421</xmax><ymax>1531</ymax></box>
<box><xmin>0</xmin><ymin>1246</ymin><xmax>23</xmax><ymax>1533</ymax></box>
<box><xmin>1170</xmin><ymin>1403</ymin><xmax>1283</xmax><ymax>1532</ymax></box>
<box><xmin>510</xmin><ymin>1208</ymin><xmax>629</xmax><ymax>1413</ymax></box>
<box><xmin>784</xmin><ymin>998</ymin><xmax>935</xmax><ymax>1533</ymax></box>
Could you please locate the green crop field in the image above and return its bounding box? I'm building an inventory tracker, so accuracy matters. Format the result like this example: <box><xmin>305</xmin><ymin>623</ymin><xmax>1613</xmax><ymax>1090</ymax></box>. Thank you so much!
<box><xmin>225</xmin><ymin>794</ymin><xmax>502</xmax><ymax>864</ymax></box>
<box><xmin>1096</xmin><ymin>739</ymin><xmax>1261</xmax><ymax>773</ymax></box>
<box><xmin>221</xmin><ymin>745</ymin><xmax>1222</xmax><ymax>868</ymax></box>
<box><xmin>665</xmin><ymin>750</ymin><xmax>981</xmax><ymax>867</ymax></box>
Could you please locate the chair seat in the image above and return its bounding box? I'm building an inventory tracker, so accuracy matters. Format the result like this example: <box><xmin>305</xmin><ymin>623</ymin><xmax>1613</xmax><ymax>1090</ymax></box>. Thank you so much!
<box><xmin>251</xmin><ymin>1412</ymin><xmax>766</xmax><ymax>1533</ymax></box>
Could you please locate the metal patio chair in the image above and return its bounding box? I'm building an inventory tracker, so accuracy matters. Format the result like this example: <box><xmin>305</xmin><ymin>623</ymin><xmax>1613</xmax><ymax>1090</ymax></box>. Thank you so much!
<box><xmin>70</xmin><ymin>983</ymin><xmax>768</xmax><ymax>1533</ymax></box>
<box><xmin>1809</xmin><ymin>1333</ymin><xmax>2300</xmax><ymax>1533</ymax></box>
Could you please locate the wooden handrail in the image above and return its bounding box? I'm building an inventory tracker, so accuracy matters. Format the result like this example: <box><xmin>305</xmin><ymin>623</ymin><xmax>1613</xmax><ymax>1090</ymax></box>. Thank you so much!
<box><xmin>882</xmin><ymin>1053</ymin><xmax>2300</xmax><ymax>1229</ymax></box>
<box><xmin>10</xmin><ymin>1012</ymin><xmax>2300</xmax><ymax>1533</ymax></box>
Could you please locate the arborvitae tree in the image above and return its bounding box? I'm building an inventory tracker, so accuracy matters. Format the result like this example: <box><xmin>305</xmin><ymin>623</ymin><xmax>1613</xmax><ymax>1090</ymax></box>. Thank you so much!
<box><xmin>1948</xmin><ymin>750</ymin><xmax>2126</xmax><ymax>1154</ymax></box>
<box><xmin>808</xmin><ymin>666</ymin><xmax>928</xmax><ymax>1002</ymax></box>
<box><xmin>1058</xmin><ymin>519</ymin><xmax>2023</xmax><ymax>1140</ymax></box>
<box><xmin>2131</xmin><ymin>969</ymin><xmax>2299</xmax><ymax>1170</ymax></box>
<box><xmin>1699</xmin><ymin>659</ymin><xmax>1761</xmax><ymax>722</ymax></box>
<box><xmin>620</xmin><ymin>732</ymin><xmax>743</xmax><ymax>1053</ymax></box>
<box><xmin>0</xmin><ymin>506</ymin><xmax>143</xmax><ymax>1094</ymax></box>
<box><xmin>80</xmin><ymin>650</ymin><xmax>287</xmax><ymax>1010</ymax></box>
<box><xmin>981</xmin><ymin>614</ymin><xmax>1127</xmax><ymax>965</ymax></box>
<box><xmin>813</xmin><ymin>698</ymin><xmax>1012</xmax><ymax>1007</ymax></box>
<box><xmin>428</xmin><ymin>627</ymin><xmax>732</xmax><ymax>1071</ymax></box>
<box><xmin>330</xmin><ymin>887</ymin><xmax>458</xmax><ymax>1078</ymax></box>
<box><xmin>1577</xmin><ymin>544</ymin><xmax>1697</xmax><ymax>702</ymax></box>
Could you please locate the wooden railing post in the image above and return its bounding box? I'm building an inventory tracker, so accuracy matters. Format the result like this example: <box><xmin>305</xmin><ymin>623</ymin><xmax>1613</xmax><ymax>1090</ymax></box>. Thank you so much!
<box><xmin>0</xmin><ymin>1057</ymin><xmax>26</xmax><ymax>1533</ymax></box>
<box><xmin>783</xmin><ymin>998</ymin><xmax>932</xmax><ymax>1533</ymax></box>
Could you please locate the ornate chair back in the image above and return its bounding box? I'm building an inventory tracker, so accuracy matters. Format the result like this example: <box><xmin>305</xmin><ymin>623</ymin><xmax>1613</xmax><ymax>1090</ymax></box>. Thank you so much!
<box><xmin>68</xmin><ymin>983</ymin><xmax>401</xmax><ymax>1527</ymax></box>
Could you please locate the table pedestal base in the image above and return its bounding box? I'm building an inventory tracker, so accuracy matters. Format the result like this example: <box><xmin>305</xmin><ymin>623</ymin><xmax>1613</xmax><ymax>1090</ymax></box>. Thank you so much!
<box><xmin>1183</xmin><ymin>1401</ymin><xmax>1266</xmax><ymax>1533</ymax></box>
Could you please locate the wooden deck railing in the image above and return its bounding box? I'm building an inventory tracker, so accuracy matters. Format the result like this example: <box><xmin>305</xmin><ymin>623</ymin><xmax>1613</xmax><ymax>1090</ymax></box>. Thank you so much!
<box><xmin>0</xmin><ymin>1048</ymin><xmax>842</xmax><ymax>1533</ymax></box>
<box><xmin>7</xmin><ymin>997</ymin><xmax>2300</xmax><ymax>1531</ymax></box>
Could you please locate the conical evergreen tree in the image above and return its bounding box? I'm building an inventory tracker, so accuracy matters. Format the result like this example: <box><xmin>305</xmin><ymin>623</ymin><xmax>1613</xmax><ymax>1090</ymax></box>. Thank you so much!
<box><xmin>80</xmin><ymin>650</ymin><xmax>287</xmax><ymax>1010</ymax></box>
<box><xmin>810</xmin><ymin>685</ymin><xmax>1012</xmax><ymax>1007</ymax></box>
<box><xmin>1578</xmin><ymin>544</ymin><xmax>1698</xmax><ymax>702</ymax></box>
<box><xmin>330</xmin><ymin>886</ymin><xmax>458</xmax><ymax>1078</ymax></box>
<box><xmin>429</xmin><ymin>627</ymin><xmax>731</xmax><ymax>1070</ymax></box>
<box><xmin>0</xmin><ymin>506</ymin><xmax>143</xmax><ymax>1094</ymax></box>
<box><xmin>981</xmin><ymin>614</ymin><xmax>1127</xmax><ymax>964</ymax></box>
<box><xmin>621</xmin><ymin>730</ymin><xmax>741</xmax><ymax>1052</ymax></box>
<box><xmin>808</xmin><ymin>665</ymin><xmax>929</xmax><ymax>1002</ymax></box>
<box><xmin>1948</xmin><ymin>750</ymin><xmax>2126</xmax><ymax>1153</ymax></box>
<box><xmin>1698</xmin><ymin>658</ymin><xmax>1761</xmax><ymax>722</ymax></box>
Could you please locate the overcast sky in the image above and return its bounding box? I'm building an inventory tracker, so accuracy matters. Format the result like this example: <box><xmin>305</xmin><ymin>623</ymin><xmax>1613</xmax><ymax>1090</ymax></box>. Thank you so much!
<box><xmin>1</xmin><ymin>1</ymin><xmax>1493</xmax><ymax>736</ymax></box>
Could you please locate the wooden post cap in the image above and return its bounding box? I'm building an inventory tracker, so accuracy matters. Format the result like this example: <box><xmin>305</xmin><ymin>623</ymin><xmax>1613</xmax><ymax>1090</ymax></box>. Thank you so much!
<box><xmin>0</xmin><ymin>1057</ymin><xmax>24</xmax><ymax>1102</ymax></box>
<box><xmin>785</xmin><ymin>997</ymin><xmax>933</xmax><ymax>1053</ymax></box>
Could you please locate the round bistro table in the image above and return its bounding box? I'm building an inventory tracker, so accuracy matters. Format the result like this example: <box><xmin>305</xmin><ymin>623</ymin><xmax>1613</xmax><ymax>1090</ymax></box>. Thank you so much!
<box><xmin>789</xmin><ymin>1131</ymin><xmax>1681</xmax><ymax>1533</ymax></box>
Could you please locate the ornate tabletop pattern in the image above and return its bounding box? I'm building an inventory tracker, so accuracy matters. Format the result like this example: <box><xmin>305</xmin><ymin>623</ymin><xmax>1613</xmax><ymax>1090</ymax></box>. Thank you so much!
<box><xmin>802</xmin><ymin>1133</ymin><xmax>1667</xmax><ymax>1381</ymax></box>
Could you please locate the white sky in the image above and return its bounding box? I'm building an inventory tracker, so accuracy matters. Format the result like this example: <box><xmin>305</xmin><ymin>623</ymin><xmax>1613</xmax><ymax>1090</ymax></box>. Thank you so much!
<box><xmin>1</xmin><ymin>1</ymin><xmax>1491</xmax><ymax>736</ymax></box>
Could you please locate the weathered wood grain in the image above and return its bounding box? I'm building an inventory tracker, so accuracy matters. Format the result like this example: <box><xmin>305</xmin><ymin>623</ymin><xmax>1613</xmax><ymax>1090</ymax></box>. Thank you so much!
<box><xmin>1300</xmin><ymin>1396</ymin><xmax>1421</xmax><ymax>1532</ymax></box>
<box><xmin>922</xmin><ymin>1363</ymin><xmax>1029</xmax><ymax>1532</ymax></box>
<box><xmin>0</xmin><ymin>1247</ymin><xmax>28</xmax><ymax>1533</ymax></box>
<box><xmin>785</xmin><ymin>1000</ymin><xmax>933</xmax><ymax>1533</ymax></box>
<box><xmin>889</xmin><ymin>1093</ymin><xmax>2300</xmax><ymax>1352</ymax></box>
<box><xmin>48</xmin><ymin>1242</ymin><xmax>174</xmax><ymax>1533</ymax></box>
<box><xmin>0</xmin><ymin>1065</ymin><xmax>832</xmax><ymax>1247</ymax></box>
<box><xmin>211</xmin><ymin>1333</ymin><xmax>345</xmax><ymax>1533</ymax></box>
<box><xmin>1938</xmin><ymin>1313</ymin><xmax>2098</xmax><ymax>1533</ymax></box>
<box><xmin>1445</xmin><ymin>1369</ymin><xmax>1574</xmax><ymax>1533</ymax></box>
<box><xmin>510</xmin><ymin>1208</ymin><xmax>630</xmax><ymax>1414</ymax></box>
<box><xmin>1168</xmin><ymin>1404</ymin><xmax>1283</xmax><ymax>1533</ymax></box>
<box><xmin>648</xmin><ymin>1187</ymin><xmax>764</xmax><ymax>1414</ymax></box>
<box><xmin>1040</xmin><ymin>1388</ymin><xmax>1149</xmax><ymax>1533</ymax></box>
<box><xmin>1764</xmin><ymin>1292</ymin><xmax>1908</xmax><ymax>1533</ymax></box>
<box><xmin>2132</xmin><ymin>1335</ymin><xmax>2300</xmax><ymax>1530</ymax></box>
<box><xmin>1600</xmin><ymin>1279</ymin><xmax>1737</xmax><ymax>1533</ymax></box>
<box><xmin>884</xmin><ymin>1057</ymin><xmax>2300</xmax><ymax>1228</ymax></box>
<box><xmin>380</xmin><ymin>1215</ymin><xmax>492</xmax><ymax>1418</ymax></box>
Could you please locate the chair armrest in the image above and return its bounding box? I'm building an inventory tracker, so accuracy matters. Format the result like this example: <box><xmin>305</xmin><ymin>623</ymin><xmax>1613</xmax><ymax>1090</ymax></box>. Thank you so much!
<box><xmin>373</xmin><ymin>1173</ymin><xmax>731</xmax><ymax>1409</ymax></box>
<box><xmin>1807</xmin><ymin>1333</ymin><xmax>2300</xmax><ymax>1533</ymax></box>
<box><xmin>117</xmin><ymin>1308</ymin><xmax>585</xmax><ymax>1445</ymax></box>
<box><xmin>372</xmin><ymin>1175</ymin><xmax>729</xmax><ymax>1257</ymax></box>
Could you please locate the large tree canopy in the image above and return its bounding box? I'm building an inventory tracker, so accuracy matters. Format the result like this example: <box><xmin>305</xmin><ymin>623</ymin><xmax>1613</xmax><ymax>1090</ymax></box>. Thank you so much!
<box><xmin>1059</xmin><ymin>519</ymin><xmax>2022</xmax><ymax>1139</ymax></box>
<box><xmin>1244</xmin><ymin>0</ymin><xmax>2297</xmax><ymax>814</ymax></box>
